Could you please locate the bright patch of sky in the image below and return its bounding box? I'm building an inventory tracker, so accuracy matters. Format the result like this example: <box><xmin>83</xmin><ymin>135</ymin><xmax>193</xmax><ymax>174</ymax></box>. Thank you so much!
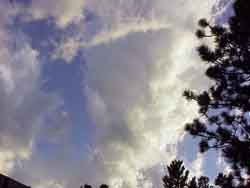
<box><xmin>0</xmin><ymin>0</ymin><xmax>233</xmax><ymax>188</ymax></box>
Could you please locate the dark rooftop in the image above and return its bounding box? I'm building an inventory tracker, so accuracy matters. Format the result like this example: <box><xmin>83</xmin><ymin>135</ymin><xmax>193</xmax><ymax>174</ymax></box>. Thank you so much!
<box><xmin>0</xmin><ymin>174</ymin><xmax>30</xmax><ymax>188</ymax></box>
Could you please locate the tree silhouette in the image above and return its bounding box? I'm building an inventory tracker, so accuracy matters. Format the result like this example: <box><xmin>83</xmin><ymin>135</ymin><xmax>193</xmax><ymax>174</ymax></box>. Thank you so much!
<box><xmin>162</xmin><ymin>160</ymin><xmax>213</xmax><ymax>188</ymax></box>
<box><xmin>197</xmin><ymin>177</ymin><xmax>210</xmax><ymax>188</ymax></box>
<box><xmin>214</xmin><ymin>173</ymin><xmax>235</xmax><ymax>188</ymax></box>
<box><xmin>81</xmin><ymin>184</ymin><xmax>109</xmax><ymax>188</ymax></box>
<box><xmin>163</xmin><ymin>160</ymin><xmax>189</xmax><ymax>188</ymax></box>
<box><xmin>99</xmin><ymin>184</ymin><xmax>109</xmax><ymax>188</ymax></box>
<box><xmin>84</xmin><ymin>185</ymin><xmax>92</xmax><ymax>188</ymax></box>
<box><xmin>188</xmin><ymin>178</ymin><xmax>198</xmax><ymax>188</ymax></box>
<box><xmin>183</xmin><ymin>0</ymin><xmax>250</xmax><ymax>180</ymax></box>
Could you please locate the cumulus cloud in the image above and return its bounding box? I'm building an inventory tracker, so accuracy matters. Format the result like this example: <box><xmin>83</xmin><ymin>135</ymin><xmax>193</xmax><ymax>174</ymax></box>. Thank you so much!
<box><xmin>79</xmin><ymin>0</ymin><xmax>217</xmax><ymax>186</ymax></box>
<box><xmin>52</xmin><ymin>0</ymin><xmax>218</xmax><ymax>63</ymax></box>
<box><xmin>0</xmin><ymin>0</ymin><xmax>232</xmax><ymax>188</ymax></box>
<box><xmin>82</xmin><ymin>29</ymin><xmax>204</xmax><ymax>187</ymax></box>
<box><xmin>33</xmin><ymin>0</ymin><xmax>224</xmax><ymax>187</ymax></box>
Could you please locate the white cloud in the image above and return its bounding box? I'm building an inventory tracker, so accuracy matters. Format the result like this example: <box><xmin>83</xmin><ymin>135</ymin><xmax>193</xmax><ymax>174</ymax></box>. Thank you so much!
<box><xmin>0</xmin><ymin>39</ymin><xmax>61</xmax><ymax>173</ymax></box>
<box><xmin>0</xmin><ymin>2</ymin><xmax>62</xmax><ymax>181</ymax></box>
<box><xmin>88</xmin><ymin>19</ymin><xmax>170</xmax><ymax>46</ymax></box>
<box><xmin>52</xmin><ymin>0</ymin><xmax>217</xmax><ymax>63</ymax></box>
<box><xmin>0</xmin><ymin>0</ymin><xmax>232</xmax><ymax>188</ymax></box>
<box><xmin>81</xmin><ymin>4</ymin><xmax>213</xmax><ymax>186</ymax></box>
<box><xmin>49</xmin><ymin>0</ymin><xmax>222</xmax><ymax>187</ymax></box>
<box><xmin>28</xmin><ymin>0</ymin><xmax>85</xmax><ymax>28</ymax></box>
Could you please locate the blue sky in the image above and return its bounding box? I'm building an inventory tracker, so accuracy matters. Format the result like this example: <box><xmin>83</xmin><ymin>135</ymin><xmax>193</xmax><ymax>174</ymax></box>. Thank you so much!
<box><xmin>0</xmin><ymin>0</ymin><xmax>234</xmax><ymax>188</ymax></box>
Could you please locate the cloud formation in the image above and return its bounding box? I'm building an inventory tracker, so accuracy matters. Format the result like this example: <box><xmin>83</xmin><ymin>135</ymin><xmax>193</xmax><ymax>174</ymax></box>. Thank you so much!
<box><xmin>27</xmin><ymin>0</ymin><xmax>85</xmax><ymax>27</ymax></box>
<box><xmin>83</xmin><ymin>28</ymin><xmax>207</xmax><ymax>187</ymax></box>
<box><xmin>79</xmin><ymin>0</ymin><xmax>218</xmax><ymax>187</ymax></box>
<box><xmin>53</xmin><ymin>19</ymin><xmax>171</xmax><ymax>62</ymax></box>
<box><xmin>0</xmin><ymin>40</ymin><xmax>61</xmax><ymax>174</ymax></box>
<box><xmin>0</xmin><ymin>0</ymin><xmax>231</xmax><ymax>188</ymax></box>
<box><xmin>0</xmin><ymin>0</ymin><xmax>61</xmax><ymax>178</ymax></box>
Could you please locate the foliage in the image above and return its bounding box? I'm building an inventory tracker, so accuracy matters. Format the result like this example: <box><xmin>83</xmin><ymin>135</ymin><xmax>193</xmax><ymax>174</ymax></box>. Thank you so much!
<box><xmin>82</xmin><ymin>184</ymin><xmax>109</xmax><ymax>188</ymax></box>
<box><xmin>163</xmin><ymin>160</ymin><xmax>250</xmax><ymax>188</ymax></box>
<box><xmin>163</xmin><ymin>160</ymin><xmax>212</xmax><ymax>188</ymax></box>
<box><xmin>163</xmin><ymin>160</ymin><xmax>189</xmax><ymax>188</ymax></box>
<box><xmin>183</xmin><ymin>0</ymin><xmax>250</xmax><ymax>181</ymax></box>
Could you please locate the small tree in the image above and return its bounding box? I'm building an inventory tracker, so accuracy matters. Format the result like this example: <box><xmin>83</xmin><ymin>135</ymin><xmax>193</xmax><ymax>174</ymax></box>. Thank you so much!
<box><xmin>100</xmin><ymin>184</ymin><xmax>109</xmax><ymax>188</ymax></box>
<box><xmin>163</xmin><ymin>160</ymin><xmax>189</xmax><ymax>188</ymax></box>
<box><xmin>84</xmin><ymin>185</ymin><xmax>92</xmax><ymax>188</ymax></box>
<box><xmin>163</xmin><ymin>160</ymin><xmax>213</xmax><ymax>188</ymax></box>
<box><xmin>81</xmin><ymin>184</ymin><xmax>109</xmax><ymax>188</ymax></box>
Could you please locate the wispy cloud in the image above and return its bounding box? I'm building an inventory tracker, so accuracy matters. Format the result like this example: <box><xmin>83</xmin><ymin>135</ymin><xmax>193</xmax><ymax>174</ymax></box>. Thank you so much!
<box><xmin>86</xmin><ymin>19</ymin><xmax>170</xmax><ymax>47</ymax></box>
<box><xmin>53</xmin><ymin>19</ymin><xmax>171</xmax><ymax>62</ymax></box>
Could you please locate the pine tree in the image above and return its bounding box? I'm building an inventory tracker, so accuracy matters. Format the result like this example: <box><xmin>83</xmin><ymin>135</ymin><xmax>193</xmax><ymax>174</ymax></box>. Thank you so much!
<box><xmin>183</xmin><ymin>0</ymin><xmax>250</xmax><ymax>180</ymax></box>
<box><xmin>84</xmin><ymin>184</ymin><xmax>92</xmax><ymax>188</ymax></box>
<box><xmin>188</xmin><ymin>178</ymin><xmax>198</xmax><ymax>188</ymax></box>
<box><xmin>163</xmin><ymin>160</ymin><xmax>189</xmax><ymax>188</ymax></box>
<box><xmin>162</xmin><ymin>160</ymin><xmax>213</xmax><ymax>188</ymax></box>
<box><xmin>214</xmin><ymin>173</ymin><xmax>235</xmax><ymax>188</ymax></box>
<box><xmin>197</xmin><ymin>177</ymin><xmax>210</xmax><ymax>188</ymax></box>
<box><xmin>100</xmin><ymin>184</ymin><xmax>109</xmax><ymax>188</ymax></box>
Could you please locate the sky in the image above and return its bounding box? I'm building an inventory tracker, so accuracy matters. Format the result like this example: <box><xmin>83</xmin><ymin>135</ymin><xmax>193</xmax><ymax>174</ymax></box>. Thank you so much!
<box><xmin>0</xmin><ymin>0</ymin><xmax>234</xmax><ymax>188</ymax></box>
